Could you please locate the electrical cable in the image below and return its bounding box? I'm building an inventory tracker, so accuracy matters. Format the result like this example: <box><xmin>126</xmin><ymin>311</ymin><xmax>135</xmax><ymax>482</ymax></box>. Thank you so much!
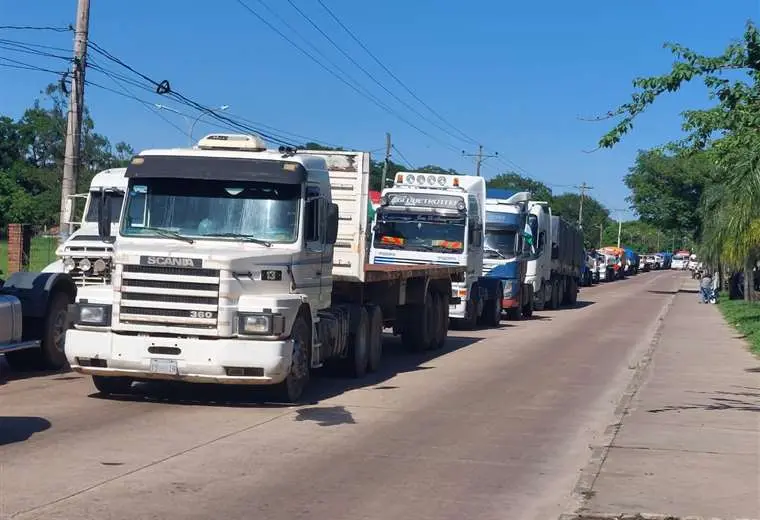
<box><xmin>234</xmin><ymin>0</ymin><xmax>461</xmax><ymax>154</ymax></box>
<box><xmin>391</xmin><ymin>144</ymin><xmax>414</xmax><ymax>170</ymax></box>
<box><xmin>0</xmin><ymin>25</ymin><xmax>71</xmax><ymax>32</ymax></box>
<box><xmin>315</xmin><ymin>0</ymin><xmax>478</xmax><ymax>146</ymax></box>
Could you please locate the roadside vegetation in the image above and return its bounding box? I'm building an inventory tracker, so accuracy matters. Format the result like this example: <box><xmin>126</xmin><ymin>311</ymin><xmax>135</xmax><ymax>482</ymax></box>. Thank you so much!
<box><xmin>718</xmin><ymin>299</ymin><xmax>760</xmax><ymax>356</ymax></box>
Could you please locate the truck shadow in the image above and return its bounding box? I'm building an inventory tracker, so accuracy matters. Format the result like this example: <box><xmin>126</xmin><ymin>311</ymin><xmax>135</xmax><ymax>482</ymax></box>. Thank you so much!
<box><xmin>86</xmin><ymin>334</ymin><xmax>483</xmax><ymax>408</ymax></box>
<box><xmin>0</xmin><ymin>416</ymin><xmax>52</xmax><ymax>446</ymax></box>
<box><xmin>0</xmin><ymin>358</ymin><xmax>83</xmax><ymax>385</ymax></box>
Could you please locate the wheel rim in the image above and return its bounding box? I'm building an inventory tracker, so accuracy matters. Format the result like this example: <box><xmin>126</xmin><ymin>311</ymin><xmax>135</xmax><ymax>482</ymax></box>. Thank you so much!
<box><xmin>52</xmin><ymin>309</ymin><xmax>67</xmax><ymax>353</ymax></box>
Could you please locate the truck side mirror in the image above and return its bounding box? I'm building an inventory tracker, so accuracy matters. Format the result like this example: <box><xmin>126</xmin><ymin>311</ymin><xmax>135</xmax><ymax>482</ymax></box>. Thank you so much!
<box><xmin>325</xmin><ymin>203</ymin><xmax>339</xmax><ymax>245</ymax></box>
<box><xmin>97</xmin><ymin>189</ymin><xmax>113</xmax><ymax>243</ymax></box>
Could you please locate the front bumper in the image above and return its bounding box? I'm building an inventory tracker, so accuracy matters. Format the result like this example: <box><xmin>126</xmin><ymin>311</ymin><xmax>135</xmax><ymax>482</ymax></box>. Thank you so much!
<box><xmin>65</xmin><ymin>329</ymin><xmax>293</xmax><ymax>385</ymax></box>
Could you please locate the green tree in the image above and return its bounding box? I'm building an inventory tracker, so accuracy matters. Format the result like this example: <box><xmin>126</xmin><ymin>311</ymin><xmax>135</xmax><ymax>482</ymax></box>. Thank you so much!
<box><xmin>486</xmin><ymin>172</ymin><xmax>553</xmax><ymax>201</ymax></box>
<box><xmin>598</xmin><ymin>21</ymin><xmax>760</xmax><ymax>300</ymax></box>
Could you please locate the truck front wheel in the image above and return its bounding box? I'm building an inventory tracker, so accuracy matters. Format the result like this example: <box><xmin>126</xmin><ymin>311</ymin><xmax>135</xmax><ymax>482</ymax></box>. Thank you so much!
<box><xmin>272</xmin><ymin>314</ymin><xmax>311</xmax><ymax>403</ymax></box>
<box><xmin>5</xmin><ymin>291</ymin><xmax>70</xmax><ymax>371</ymax></box>
<box><xmin>92</xmin><ymin>375</ymin><xmax>133</xmax><ymax>396</ymax></box>
<box><xmin>346</xmin><ymin>307</ymin><xmax>370</xmax><ymax>378</ymax></box>
<box><xmin>430</xmin><ymin>292</ymin><xmax>449</xmax><ymax>351</ymax></box>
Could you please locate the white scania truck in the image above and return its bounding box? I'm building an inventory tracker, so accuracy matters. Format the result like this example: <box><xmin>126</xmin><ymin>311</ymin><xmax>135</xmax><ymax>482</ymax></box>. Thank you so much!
<box><xmin>64</xmin><ymin>134</ymin><xmax>464</xmax><ymax>402</ymax></box>
<box><xmin>369</xmin><ymin>172</ymin><xmax>503</xmax><ymax>328</ymax></box>
<box><xmin>43</xmin><ymin>168</ymin><xmax>135</xmax><ymax>286</ymax></box>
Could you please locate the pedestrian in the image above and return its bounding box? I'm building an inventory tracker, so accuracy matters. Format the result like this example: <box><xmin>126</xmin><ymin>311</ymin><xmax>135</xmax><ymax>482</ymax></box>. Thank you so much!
<box><xmin>699</xmin><ymin>269</ymin><xmax>713</xmax><ymax>304</ymax></box>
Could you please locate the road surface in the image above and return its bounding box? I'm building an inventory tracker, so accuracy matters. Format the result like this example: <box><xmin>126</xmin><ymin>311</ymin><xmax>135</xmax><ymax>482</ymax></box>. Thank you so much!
<box><xmin>1</xmin><ymin>270</ymin><xmax>681</xmax><ymax>520</ymax></box>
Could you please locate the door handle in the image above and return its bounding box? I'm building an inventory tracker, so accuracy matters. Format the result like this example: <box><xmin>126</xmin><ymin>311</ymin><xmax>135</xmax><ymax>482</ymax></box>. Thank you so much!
<box><xmin>316</xmin><ymin>271</ymin><xmax>322</xmax><ymax>276</ymax></box>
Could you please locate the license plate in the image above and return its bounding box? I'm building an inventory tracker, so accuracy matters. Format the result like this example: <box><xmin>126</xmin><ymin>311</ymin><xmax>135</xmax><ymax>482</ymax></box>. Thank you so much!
<box><xmin>149</xmin><ymin>358</ymin><xmax>178</xmax><ymax>375</ymax></box>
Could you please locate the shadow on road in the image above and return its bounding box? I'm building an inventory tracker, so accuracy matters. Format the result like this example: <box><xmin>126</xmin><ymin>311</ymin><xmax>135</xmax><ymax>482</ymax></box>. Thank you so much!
<box><xmin>0</xmin><ymin>416</ymin><xmax>52</xmax><ymax>446</ymax></box>
<box><xmin>0</xmin><ymin>357</ymin><xmax>82</xmax><ymax>385</ymax></box>
<box><xmin>648</xmin><ymin>391</ymin><xmax>760</xmax><ymax>413</ymax></box>
<box><xmin>295</xmin><ymin>406</ymin><xmax>356</xmax><ymax>426</ymax></box>
<box><xmin>86</xmin><ymin>334</ymin><xmax>484</xmax><ymax>409</ymax></box>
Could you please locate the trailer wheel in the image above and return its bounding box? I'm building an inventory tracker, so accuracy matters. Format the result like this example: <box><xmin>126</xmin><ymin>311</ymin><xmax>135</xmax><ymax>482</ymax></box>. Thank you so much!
<box><xmin>402</xmin><ymin>299</ymin><xmax>434</xmax><ymax>352</ymax></box>
<box><xmin>546</xmin><ymin>281</ymin><xmax>558</xmax><ymax>310</ymax></box>
<box><xmin>505</xmin><ymin>306</ymin><xmax>521</xmax><ymax>321</ymax></box>
<box><xmin>533</xmin><ymin>284</ymin><xmax>546</xmax><ymax>312</ymax></box>
<box><xmin>92</xmin><ymin>375</ymin><xmax>133</xmax><ymax>396</ymax></box>
<box><xmin>430</xmin><ymin>292</ymin><xmax>448</xmax><ymax>350</ymax></box>
<box><xmin>272</xmin><ymin>314</ymin><xmax>311</xmax><ymax>403</ymax></box>
<box><xmin>365</xmin><ymin>305</ymin><xmax>383</xmax><ymax>373</ymax></box>
<box><xmin>568</xmin><ymin>278</ymin><xmax>578</xmax><ymax>305</ymax></box>
<box><xmin>346</xmin><ymin>307</ymin><xmax>370</xmax><ymax>377</ymax></box>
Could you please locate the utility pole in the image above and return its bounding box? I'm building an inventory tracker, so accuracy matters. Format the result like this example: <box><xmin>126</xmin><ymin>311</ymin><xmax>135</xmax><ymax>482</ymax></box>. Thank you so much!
<box><xmin>599</xmin><ymin>222</ymin><xmax>603</xmax><ymax>248</ymax></box>
<box><xmin>59</xmin><ymin>0</ymin><xmax>91</xmax><ymax>243</ymax></box>
<box><xmin>617</xmin><ymin>219</ymin><xmax>623</xmax><ymax>248</ymax></box>
<box><xmin>462</xmin><ymin>145</ymin><xmax>498</xmax><ymax>177</ymax></box>
<box><xmin>575</xmin><ymin>182</ymin><xmax>593</xmax><ymax>228</ymax></box>
<box><xmin>380</xmin><ymin>132</ymin><xmax>391</xmax><ymax>189</ymax></box>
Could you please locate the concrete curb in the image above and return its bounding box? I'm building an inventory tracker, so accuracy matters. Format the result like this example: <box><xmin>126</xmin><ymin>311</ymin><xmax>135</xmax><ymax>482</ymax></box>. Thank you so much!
<box><xmin>567</xmin><ymin>277</ymin><xmax>681</xmax><ymax>514</ymax></box>
<box><xmin>559</xmin><ymin>513</ymin><xmax>758</xmax><ymax>520</ymax></box>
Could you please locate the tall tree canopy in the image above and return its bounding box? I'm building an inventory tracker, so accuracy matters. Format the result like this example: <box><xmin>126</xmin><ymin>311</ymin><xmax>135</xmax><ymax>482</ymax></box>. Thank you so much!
<box><xmin>486</xmin><ymin>172</ymin><xmax>553</xmax><ymax>201</ymax></box>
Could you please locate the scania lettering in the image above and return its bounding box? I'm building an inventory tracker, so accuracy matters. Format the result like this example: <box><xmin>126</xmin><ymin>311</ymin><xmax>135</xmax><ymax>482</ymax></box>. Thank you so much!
<box><xmin>369</xmin><ymin>172</ymin><xmax>503</xmax><ymax>329</ymax></box>
<box><xmin>64</xmin><ymin>134</ymin><xmax>464</xmax><ymax>402</ymax></box>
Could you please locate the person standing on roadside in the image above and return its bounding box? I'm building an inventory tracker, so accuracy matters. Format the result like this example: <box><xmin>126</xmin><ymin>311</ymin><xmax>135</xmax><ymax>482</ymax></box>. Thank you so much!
<box><xmin>699</xmin><ymin>269</ymin><xmax>713</xmax><ymax>303</ymax></box>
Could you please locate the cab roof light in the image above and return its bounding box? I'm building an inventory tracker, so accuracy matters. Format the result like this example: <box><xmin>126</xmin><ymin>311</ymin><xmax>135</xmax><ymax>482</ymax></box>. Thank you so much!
<box><xmin>197</xmin><ymin>133</ymin><xmax>267</xmax><ymax>151</ymax></box>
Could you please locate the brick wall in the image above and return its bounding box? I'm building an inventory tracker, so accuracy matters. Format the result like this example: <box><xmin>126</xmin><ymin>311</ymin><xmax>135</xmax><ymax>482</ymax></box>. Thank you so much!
<box><xmin>7</xmin><ymin>224</ymin><xmax>32</xmax><ymax>274</ymax></box>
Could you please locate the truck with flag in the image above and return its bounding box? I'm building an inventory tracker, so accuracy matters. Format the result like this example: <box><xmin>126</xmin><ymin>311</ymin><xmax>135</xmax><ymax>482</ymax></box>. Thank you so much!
<box><xmin>482</xmin><ymin>189</ymin><xmax>534</xmax><ymax>320</ymax></box>
<box><xmin>370</xmin><ymin>172</ymin><xmax>504</xmax><ymax>329</ymax></box>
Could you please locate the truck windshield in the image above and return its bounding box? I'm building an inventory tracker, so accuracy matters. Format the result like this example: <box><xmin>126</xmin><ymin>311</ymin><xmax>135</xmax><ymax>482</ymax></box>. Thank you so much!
<box><xmin>373</xmin><ymin>212</ymin><xmax>465</xmax><ymax>253</ymax></box>
<box><xmin>84</xmin><ymin>191</ymin><xmax>124</xmax><ymax>223</ymax></box>
<box><xmin>121</xmin><ymin>178</ymin><xmax>300</xmax><ymax>243</ymax></box>
<box><xmin>484</xmin><ymin>229</ymin><xmax>517</xmax><ymax>259</ymax></box>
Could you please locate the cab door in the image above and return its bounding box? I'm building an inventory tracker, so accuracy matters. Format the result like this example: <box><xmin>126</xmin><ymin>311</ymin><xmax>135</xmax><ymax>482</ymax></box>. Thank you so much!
<box><xmin>303</xmin><ymin>185</ymin><xmax>329</xmax><ymax>310</ymax></box>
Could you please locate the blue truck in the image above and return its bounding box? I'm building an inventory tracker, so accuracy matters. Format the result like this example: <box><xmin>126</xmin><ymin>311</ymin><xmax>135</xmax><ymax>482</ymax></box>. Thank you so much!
<box><xmin>482</xmin><ymin>189</ymin><xmax>534</xmax><ymax>320</ymax></box>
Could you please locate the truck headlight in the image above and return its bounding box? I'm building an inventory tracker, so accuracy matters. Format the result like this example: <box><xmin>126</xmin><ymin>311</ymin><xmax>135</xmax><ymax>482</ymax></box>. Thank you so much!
<box><xmin>238</xmin><ymin>313</ymin><xmax>285</xmax><ymax>336</ymax></box>
<box><xmin>76</xmin><ymin>304</ymin><xmax>112</xmax><ymax>326</ymax></box>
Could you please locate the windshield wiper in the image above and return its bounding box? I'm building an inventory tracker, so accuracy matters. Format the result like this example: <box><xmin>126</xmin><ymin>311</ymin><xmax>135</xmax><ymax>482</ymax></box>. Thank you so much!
<box><xmin>210</xmin><ymin>233</ymin><xmax>272</xmax><ymax>247</ymax></box>
<box><xmin>142</xmin><ymin>227</ymin><xmax>194</xmax><ymax>244</ymax></box>
<box><xmin>484</xmin><ymin>247</ymin><xmax>507</xmax><ymax>259</ymax></box>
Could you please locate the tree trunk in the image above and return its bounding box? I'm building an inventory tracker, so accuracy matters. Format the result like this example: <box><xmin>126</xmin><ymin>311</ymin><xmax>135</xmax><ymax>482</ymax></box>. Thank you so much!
<box><xmin>743</xmin><ymin>255</ymin><xmax>755</xmax><ymax>302</ymax></box>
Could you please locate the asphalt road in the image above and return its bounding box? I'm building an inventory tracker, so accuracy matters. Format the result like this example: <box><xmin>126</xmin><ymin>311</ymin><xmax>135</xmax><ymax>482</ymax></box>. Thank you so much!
<box><xmin>1</xmin><ymin>269</ymin><xmax>681</xmax><ymax>520</ymax></box>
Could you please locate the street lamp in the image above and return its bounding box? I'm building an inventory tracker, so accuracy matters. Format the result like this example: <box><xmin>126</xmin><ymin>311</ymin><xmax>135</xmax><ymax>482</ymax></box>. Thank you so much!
<box><xmin>155</xmin><ymin>104</ymin><xmax>230</xmax><ymax>146</ymax></box>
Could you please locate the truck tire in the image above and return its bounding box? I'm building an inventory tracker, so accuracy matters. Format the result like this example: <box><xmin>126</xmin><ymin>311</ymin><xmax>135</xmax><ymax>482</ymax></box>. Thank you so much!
<box><xmin>92</xmin><ymin>375</ymin><xmax>133</xmax><ymax>396</ymax></box>
<box><xmin>546</xmin><ymin>281</ymin><xmax>558</xmax><ymax>310</ymax></box>
<box><xmin>402</xmin><ymin>294</ymin><xmax>435</xmax><ymax>352</ymax></box>
<box><xmin>346</xmin><ymin>306</ymin><xmax>370</xmax><ymax>377</ymax></box>
<box><xmin>5</xmin><ymin>291</ymin><xmax>70</xmax><ymax>371</ymax></box>
<box><xmin>430</xmin><ymin>292</ymin><xmax>448</xmax><ymax>350</ymax></box>
<box><xmin>522</xmin><ymin>286</ymin><xmax>534</xmax><ymax>318</ymax></box>
<box><xmin>568</xmin><ymin>278</ymin><xmax>578</xmax><ymax>305</ymax></box>
<box><xmin>40</xmin><ymin>291</ymin><xmax>70</xmax><ymax>370</ymax></box>
<box><xmin>533</xmin><ymin>284</ymin><xmax>546</xmax><ymax>312</ymax></box>
<box><xmin>272</xmin><ymin>314</ymin><xmax>311</xmax><ymax>403</ymax></box>
<box><xmin>505</xmin><ymin>306</ymin><xmax>521</xmax><ymax>321</ymax></box>
<box><xmin>481</xmin><ymin>286</ymin><xmax>502</xmax><ymax>328</ymax></box>
<box><xmin>365</xmin><ymin>305</ymin><xmax>383</xmax><ymax>373</ymax></box>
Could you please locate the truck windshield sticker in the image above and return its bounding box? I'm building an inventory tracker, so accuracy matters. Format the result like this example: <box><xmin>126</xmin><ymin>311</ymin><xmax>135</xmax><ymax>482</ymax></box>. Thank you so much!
<box><xmin>386</xmin><ymin>193</ymin><xmax>463</xmax><ymax>209</ymax></box>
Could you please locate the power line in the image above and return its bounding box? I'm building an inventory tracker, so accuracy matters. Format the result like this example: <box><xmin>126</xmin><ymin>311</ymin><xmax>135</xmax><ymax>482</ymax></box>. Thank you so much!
<box><xmin>0</xmin><ymin>57</ymin><xmax>61</xmax><ymax>74</ymax></box>
<box><xmin>392</xmin><ymin>144</ymin><xmax>414</xmax><ymax>170</ymax></box>
<box><xmin>315</xmin><ymin>0</ymin><xmax>478</xmax><ymax>146</ymax></box>
<box><xmin>0</xmin><ymin>25</ymin><xmax>71</xmax><ymax>32</ymax></box>
<box><xmin>284</xmin><ymin>0</ymin><xmax>475</xmax><ymax>147</ymax></box>
<box><xmin>234</xmin><ymin>0</ymin><xmax>461</xmax><ymax>155</ymax></box>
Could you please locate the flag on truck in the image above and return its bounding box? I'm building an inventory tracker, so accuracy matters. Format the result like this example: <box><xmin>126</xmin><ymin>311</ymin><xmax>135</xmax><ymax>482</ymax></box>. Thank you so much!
<box><xmin>523</xmin><ymin>221</ymin><xmax>535</xmax><ymax>253</ymax></box>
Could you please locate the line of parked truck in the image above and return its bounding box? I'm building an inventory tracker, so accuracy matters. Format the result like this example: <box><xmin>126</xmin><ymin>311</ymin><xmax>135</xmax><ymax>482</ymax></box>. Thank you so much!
<box><xmin>1</xmin><ymin>134</ymin><xmax>615</xmax><ymax>402</ymax></box>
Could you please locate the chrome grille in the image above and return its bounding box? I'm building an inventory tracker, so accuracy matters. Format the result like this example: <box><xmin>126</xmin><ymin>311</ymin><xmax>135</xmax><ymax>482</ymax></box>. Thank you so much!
<box><xmin>117</xmin><ymin>263</ymin><xmax>220</xmax><ymax>329</ymax></box>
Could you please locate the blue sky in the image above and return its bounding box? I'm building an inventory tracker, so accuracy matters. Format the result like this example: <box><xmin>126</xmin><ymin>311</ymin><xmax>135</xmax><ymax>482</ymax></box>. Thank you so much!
<box><xmin>1</xmin><ymin>0</ymin><xmax>758</xmax><ymax>215</ymax></box>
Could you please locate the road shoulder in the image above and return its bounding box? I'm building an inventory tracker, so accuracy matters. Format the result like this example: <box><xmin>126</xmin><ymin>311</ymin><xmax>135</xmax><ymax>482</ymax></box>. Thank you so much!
<box><xmin>563</xmin><ymin>276</ymin><xmax>760</xmax><ymax>520</ymax></box>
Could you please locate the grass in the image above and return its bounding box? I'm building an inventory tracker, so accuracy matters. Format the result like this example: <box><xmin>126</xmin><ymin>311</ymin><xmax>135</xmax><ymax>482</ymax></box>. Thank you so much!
<box><xmin>717</xmin><ymin>298</ymin><xmax>760</xmax><ymax>356</ymax></box>
<box><xmin>0</xmin><ymin>236</ymin><xmax>59</xmax><ymax>275</ymax></box>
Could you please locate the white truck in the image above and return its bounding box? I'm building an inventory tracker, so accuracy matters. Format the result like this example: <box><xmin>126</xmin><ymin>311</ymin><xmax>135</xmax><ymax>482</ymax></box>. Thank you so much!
<box><xmin>64</xmin><ymin>134</ymin><xmax>464</xmax><ymax>402</ymax></box>
<box><xmin>369</xmin><ymin>172</ymin><xmax>503</xmax><ymax>328</ymax></box>
<box><xmin>43</xmin><ymin>168</ymin><xmax>132</xmax><ymax>286</ymax></box>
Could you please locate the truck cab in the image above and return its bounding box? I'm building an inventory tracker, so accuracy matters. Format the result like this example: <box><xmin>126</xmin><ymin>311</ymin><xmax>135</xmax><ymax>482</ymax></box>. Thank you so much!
<box><xmin>482</xmin><ymin>190</ymin><xmax>534</xmax><ymax>320</ymax></box>
<box><xmin>42</xmin><ymin>168</ymin><xmax>135</xmax><ymax>286</ymax></box>
<box><xmin>369</xmin><ymin>172</ymin><xmax>503</xmax><ymax>328</ymax></box>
